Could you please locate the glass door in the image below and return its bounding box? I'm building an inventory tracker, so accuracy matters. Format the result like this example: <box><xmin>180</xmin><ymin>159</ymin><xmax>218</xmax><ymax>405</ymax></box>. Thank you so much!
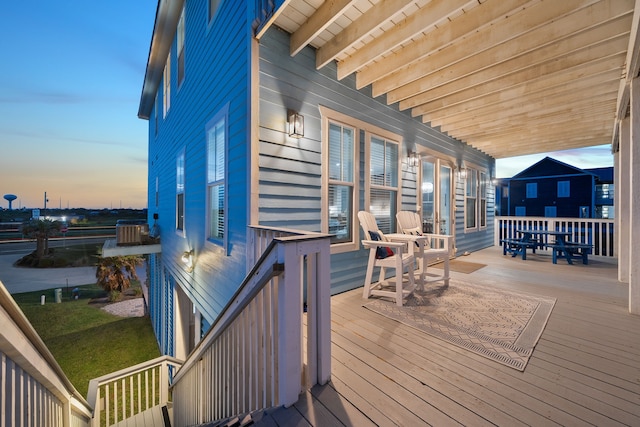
<box><xmin>421</xmin><ymin>160</ymin><xmax>452</xmax><ymax>235</ymax></box>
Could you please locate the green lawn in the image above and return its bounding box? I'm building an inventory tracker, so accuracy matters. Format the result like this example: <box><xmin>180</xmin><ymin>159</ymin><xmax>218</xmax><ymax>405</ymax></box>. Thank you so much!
<box><xmin>13</xmin><ymin>284</ymin><xmax>161</xmax><ymax>398</ymax></box>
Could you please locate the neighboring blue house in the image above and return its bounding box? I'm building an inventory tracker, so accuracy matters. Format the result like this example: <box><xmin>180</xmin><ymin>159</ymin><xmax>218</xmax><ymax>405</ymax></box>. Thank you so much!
<box><xmin>495</xmin><ymin>157</ymin><xmax>614</xmax><ymax>219</ymax></box>
<box><xmin>137</xmin><ymin>1</ymin><xmax>496</xmax><ymax>358</ymax></box>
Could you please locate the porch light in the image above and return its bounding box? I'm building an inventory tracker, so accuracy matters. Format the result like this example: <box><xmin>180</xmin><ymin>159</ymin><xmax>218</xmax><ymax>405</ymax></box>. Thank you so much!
<box><xmin>181</xmin><ymin>249</ymin><xmax>194</xmax><ymax>272</ymax></box>
<box><xmin>456</xmin><ymin>161</ymin><xmax>468</xmax><ymax>180</ymax></box>
<box><xmin>408</xmin><ymin>151</ymin><xmax>420</xmax><ymax>169</ymax></box>
<box><xmin>287</xmin><ymin>110</ymin><xmax>304</xmax><ymax>138</ymax></box>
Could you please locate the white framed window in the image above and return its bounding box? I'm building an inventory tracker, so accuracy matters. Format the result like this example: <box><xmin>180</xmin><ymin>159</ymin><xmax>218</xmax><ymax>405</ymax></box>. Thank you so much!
<box><xmin>177</xmin><ymin>7</ymin><xmax>186</xmax><ymax>86</ymax></box>
<box><xmin>367</xmin><ymin>132</ymin><xmax>400</xmax><ymax>235</ymax></box>
<box><xmin>328</xmin><ymin>121</ymin><xmax>355</xmax><ymax>245</ymax></box>
<box><xmin>465</xmin><ymin>169</ymin><xmax>477</xmax><ymax>230</ymax></box>
<box><xmin>163</xmin><ymin>51</ymin><xmax>171</xmax><ymax>118</ymax></box>
<box><xmin>321</xmin><ymin>107</ymin><xmax>359</xmax><ymax>253</ymax></box>
<box><xmin>206</xmin><ymin>105</ymin><xmax>228</xmax><ymax>250</ymax></box>
<box><xmin>176</xmin><ymin>150</ymin><xmax>185</xmax><ymax>232</ymax></box>
<box><xmin>320</xmin><ymin>107</ymin><xmax>400</xmax><ymax>252</ymax></box>
<box><xmin>465</xmin><ymin>166</ymin><xmax>490</xmax><ymax>231</ymax></box>
<box><xmin>480</xmin><ymin>171</ymin><xmax>487</xmax><ymax>228</ymax></box>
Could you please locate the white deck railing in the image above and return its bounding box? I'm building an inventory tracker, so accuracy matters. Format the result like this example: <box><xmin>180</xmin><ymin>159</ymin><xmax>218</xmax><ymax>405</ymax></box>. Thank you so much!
<box><xmin>0</xmin><ymin>281</ymin><xmax>93</xmax><ymax>427</ymax></box>
<box><xmin>170</xmin><ymin>227</ymin><xmax>332</xmax><ymax>426</ymax></box>
<box><xmin>86</xmin><ymin>356</ymin><xmax>183</xmax><ymax>427</ymax></box>
<box><xmin>495</xmin><ymin>216</ymin><xmax>616</xmax><ymax>257</ymax></box>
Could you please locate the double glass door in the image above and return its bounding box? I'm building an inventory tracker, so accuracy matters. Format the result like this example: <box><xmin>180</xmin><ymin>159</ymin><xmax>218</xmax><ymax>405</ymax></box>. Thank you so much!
<box><xmin>421</xmin><ymin>160</ymin><xmax>452</xmax><ymax>235</ymax></box>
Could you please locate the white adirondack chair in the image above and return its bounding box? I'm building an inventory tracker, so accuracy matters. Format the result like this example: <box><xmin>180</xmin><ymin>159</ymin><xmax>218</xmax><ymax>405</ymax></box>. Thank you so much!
<box><xmin>396</xmin><ymin>211</ymin><xmax>451</xmax><ymax>286</ymax></box>
<box><xmin>358</xmin><ymin>211</ymin><xmax>416</xmax><ymax>306</ymax></box>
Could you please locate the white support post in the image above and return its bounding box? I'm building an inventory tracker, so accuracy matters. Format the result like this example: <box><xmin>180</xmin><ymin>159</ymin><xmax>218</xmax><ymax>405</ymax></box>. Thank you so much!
<box><xmin>618</xmin><ymin>117</ymin><xmax>631</xmax><ymax>282</ymax></box>
<box><xmin>305</xmin><ymin>250</ymin><xmax>318</xmax><ymax>388</ymax></box>
<box><xmin>315</xmin><ymin>239</ymin><xmax>332</xmax><ymax>385</ymax></box>
<box><xmin>629</xmin><ymin>78</ymin><xmax>640</xmax><ymax>314</ymax></box>
<box><xmin>277</xmin><ymin>242</ymin><xmax>303</xmax><ymax>406</ymax></box>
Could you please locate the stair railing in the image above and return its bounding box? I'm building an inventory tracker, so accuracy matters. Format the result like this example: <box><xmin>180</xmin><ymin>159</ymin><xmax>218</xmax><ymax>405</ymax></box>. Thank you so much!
<box><xmin>170</xmin><ymin>228</ymin><xmax>332</xmax><ymax>426</ymax></box>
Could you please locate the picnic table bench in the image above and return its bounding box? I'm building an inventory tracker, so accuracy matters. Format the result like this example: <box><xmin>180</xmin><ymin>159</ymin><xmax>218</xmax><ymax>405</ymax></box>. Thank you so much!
<box><xmin>502</xmin><ymin>229</ymin><xmax>592</xmax><ymax>265</ymax></box>
<box><xmin>547</xmin><ymin>241</ymin><xmax>592</xmax><ymax>265</ymax></box>
<box><xmin>500</xmin><ymin>238</ymin><xmax>538</xmax><ymax>260</ymax></box>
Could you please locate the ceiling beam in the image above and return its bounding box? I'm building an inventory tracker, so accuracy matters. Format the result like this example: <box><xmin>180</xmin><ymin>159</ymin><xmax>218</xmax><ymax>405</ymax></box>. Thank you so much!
<box><xmin>315</xmin><ymin>0</ymin><xmax>416</xmax><ymax>69</ymax></box>
<box><xmin>419</xmin><ymin>68</ymin><xmax>621</xmax><ymax>123</ymax></box>
<box><xmin>444</xmin><ymin>103</ymin><xmax>616</xmax><ymax>140</ymax></box>
<box><xmin>374</xmin><ymin>0</ymin><xmax>631</xmax><ymax>98</ymax></box>
<box><xmin>336</xmin><ymin>0</ymin><xmax>479</xmax><ymax>80</ymax></box>
<box><xmin>390</xmin><ymin>26</ymin><xmax>629</xmax><ymax>106</ymax></box>
<box><xmin>355</xmin><ymin>0</ymin><xmax>538</xmax><ymax>89</ymax></box>
<box><xmin>432</xmin><ymin>81</ymin><xmax>619</xmax><ymax>130</ymax></box>
<box><xmin>398</xmin><ymin>36</ymin><xmax>628</xmax><ymax>110</ymax></box>
<box><xmin>411</xmin><ymin>54</ymin><xmax>625</xmax><ymax>117</ymax></box>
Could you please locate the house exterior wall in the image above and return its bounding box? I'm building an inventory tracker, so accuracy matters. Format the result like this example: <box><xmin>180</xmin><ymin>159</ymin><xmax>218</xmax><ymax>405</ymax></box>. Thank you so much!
<box><xmin>508</xmin><ymin>175</ymin><xmax>594</xmax><ymax>217</ymax></box>
<box><xmin>495</xmin><ymin>158</ymin><xmax>613</xmax><ymax>218</ymax></box>
<box><xmin>142</xmin><ymin>1</ymin><xmax>496</xmax><ymax>354</ymax></box>
<box><xmin>146</xmin><ymin>0</ymin><xmax>252</xmax><ymax>352</ymax></box>
<box><xmin>257</xmin><ymin>27</ymin><xmax>495</xmax><ymax>293</ymax></box>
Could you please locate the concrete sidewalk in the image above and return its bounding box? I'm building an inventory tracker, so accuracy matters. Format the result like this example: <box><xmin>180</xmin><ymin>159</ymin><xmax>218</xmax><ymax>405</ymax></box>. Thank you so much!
<box><xmin>0</xmin><ymin>254</ymin><xmax>97</xmax><ymax>295</ymax></box>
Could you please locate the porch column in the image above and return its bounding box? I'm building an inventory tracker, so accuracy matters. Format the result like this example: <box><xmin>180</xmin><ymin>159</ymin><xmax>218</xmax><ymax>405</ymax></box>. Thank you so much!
<box><xmin>617</xmin><ymin>117</ymin><xmax>630</xmax><ymax>283</ymax></box>
<box><xmin>629</xmin><ymin>78</ymin><xmax>640</xmax><ymax>314</ymax></box>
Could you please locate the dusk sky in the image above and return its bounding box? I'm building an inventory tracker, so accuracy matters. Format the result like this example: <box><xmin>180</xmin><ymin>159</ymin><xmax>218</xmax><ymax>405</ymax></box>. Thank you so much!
<box><xmin>0</xmin><ymin>2</ymin><xmax>614</xmax><ymax>210</ymax></box>
<box><xmin>0</xmin><ymin>2</ymin><xmax>156</xmax><ymax>210</ymax></box>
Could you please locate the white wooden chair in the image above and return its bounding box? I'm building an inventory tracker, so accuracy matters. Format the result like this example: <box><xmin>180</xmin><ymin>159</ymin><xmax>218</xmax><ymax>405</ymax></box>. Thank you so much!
<box><xmin>358</xmin><ymin>211</ymin><xmax>416</xmax><ymax>306</ymax></box>
<box><xmin>396</xmin><ymin>211</ymin><xmax>451</xmax><ymax>286</ymax></box>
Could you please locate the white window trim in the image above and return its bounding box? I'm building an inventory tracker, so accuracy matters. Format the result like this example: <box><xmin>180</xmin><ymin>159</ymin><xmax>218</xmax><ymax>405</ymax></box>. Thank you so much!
<box><xmin>480</xmin><ymin>171</ymin><xmax>487</xmax><ymax>230</ymax></box>
<box><xmin>319</xmin><ymin>107</ymin><xmax>402</xmax><ymax>253</ymax></box>
<box><xmin>205</xmin><ymin>103</ymin><xmax>229</xmax><ymax>254</ymax></box>
<box><xmin>364</xmin><ymin>131</ymin><xmax>402</xmax><ymax>235</ymax></box>
<box><xmin>320</xmin><ymin>107</ymin><xmax>360</xmax><ymax>254</ymax></box>
<box><xmin>463</xmin><ymin>162</ymin><xmax>489</xmax><ymax>233</ymax></box>
<box><xmin>176</xmin><ymin>148</ymin><xmax>185</xmax><ymax>236</ymax></box>
<box><xmin>177</xmin><ymin>6</ymin><xmax>186</xmax><ymax>88</ymax></box>
<box><xmin>163</xmin><ymin>51</ymin><xmax>171</xmax><ymax>118</ymax></box>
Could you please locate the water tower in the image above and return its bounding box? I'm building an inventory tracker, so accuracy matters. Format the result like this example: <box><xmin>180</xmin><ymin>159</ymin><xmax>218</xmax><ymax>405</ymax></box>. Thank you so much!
<box><xmin>4</xmin><ymin>194</ymin><xmax>17</xmax><ymax>209</ymax></box>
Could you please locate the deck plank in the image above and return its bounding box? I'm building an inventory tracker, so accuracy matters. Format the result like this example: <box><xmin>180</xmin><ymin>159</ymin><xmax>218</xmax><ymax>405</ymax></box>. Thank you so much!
<box><xmin>254</xmin><ymin>247</ymin><xmax>640</xmax><ymax>427</ymax></box>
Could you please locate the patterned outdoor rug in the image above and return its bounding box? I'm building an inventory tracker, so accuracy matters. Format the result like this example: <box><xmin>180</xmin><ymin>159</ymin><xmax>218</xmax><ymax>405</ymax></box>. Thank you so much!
<box><xmin>363</xmin><ymin>280</ymin><xmax>556</xmax><ymax>371</ymax></box>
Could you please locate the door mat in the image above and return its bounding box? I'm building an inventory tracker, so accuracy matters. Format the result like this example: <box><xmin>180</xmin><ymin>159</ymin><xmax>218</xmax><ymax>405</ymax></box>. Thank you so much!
<box><xmin>431</xmin><ymin>259</ymin><xmax>486</xmax><ymax>274</ymax></box>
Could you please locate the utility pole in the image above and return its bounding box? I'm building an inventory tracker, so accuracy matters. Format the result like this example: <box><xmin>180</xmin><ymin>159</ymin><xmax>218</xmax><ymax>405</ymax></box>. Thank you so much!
<box><xmin>44</xmin><ymin>191</ymin><xmax>48</xmax><ymax>209</ymax></box>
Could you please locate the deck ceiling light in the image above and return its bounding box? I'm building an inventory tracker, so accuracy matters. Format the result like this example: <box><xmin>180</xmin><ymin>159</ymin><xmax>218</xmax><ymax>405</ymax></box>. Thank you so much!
<box><xmin>287</xmin><ymin>110</ymin><xmax>304</xmax><ymax>138</ymax></box>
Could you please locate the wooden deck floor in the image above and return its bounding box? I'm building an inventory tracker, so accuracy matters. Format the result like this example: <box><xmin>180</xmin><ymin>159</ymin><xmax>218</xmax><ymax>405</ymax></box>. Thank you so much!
<box><xmin>255</xmin><ymin>247</ymin><xmax>640</xmax><ymax>426</ymax></box>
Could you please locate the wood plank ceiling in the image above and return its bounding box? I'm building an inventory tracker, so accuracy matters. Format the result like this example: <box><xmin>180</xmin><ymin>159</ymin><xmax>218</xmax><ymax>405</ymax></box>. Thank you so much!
<box><xmin>269</xmin><ymin>0</ymin><xmax>636</xmax><ymax>159</ymax></box>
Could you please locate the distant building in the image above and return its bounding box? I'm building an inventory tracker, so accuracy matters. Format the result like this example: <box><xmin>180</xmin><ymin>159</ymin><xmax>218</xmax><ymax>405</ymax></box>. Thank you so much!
<box><xmin>495</xmin><ymin>157</ymin><xmax>614</xmax><ymax>219</ymax></box>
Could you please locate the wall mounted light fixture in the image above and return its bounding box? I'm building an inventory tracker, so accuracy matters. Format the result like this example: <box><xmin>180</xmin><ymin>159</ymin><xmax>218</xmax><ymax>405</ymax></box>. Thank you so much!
<box><xmin>287</xmin><ymin>110</ymin><xmax>304</xmax><ymax>138</ymax></box>
<box><xmin>181</xmin><ymin>249</ymin><xmax>194</xmax><ymax>272</ymax></box>
<box><xmin>457</xmin><ymin>160</ymin><xmax>468</xmax><ymax>180</ymax></box>
<box><xmin>408</xmin><ymin>151</ymin><xmax>420</xmax><ymax>169</ymax></box>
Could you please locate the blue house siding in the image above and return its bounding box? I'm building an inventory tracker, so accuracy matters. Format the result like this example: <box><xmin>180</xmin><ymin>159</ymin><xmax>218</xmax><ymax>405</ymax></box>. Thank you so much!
<box><xmin>497</xmin><ymin>158</ymin><xmax>611</xmax><ymax>218</ymax></box>
<box><xmin>257</xmin><ymin>27</ymin><xmax>495</xmax><ymax>294</ymax></box>
<box><xmin>146</xmin><ymin>0</ymin><xmax>252</xmax><ymax>344</ymax></box>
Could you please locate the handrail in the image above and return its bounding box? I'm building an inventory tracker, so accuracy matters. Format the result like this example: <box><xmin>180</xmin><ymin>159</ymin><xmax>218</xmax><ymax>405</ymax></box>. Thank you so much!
<box><xmin>171</xmin><ymin>239</ymin><xmax>283</xmax><ymax>383</ymax></box>
<box><xmin>495</xmin><ymin>216</ymin><xmax>615</xmax><ymax>257</ymax></box>
<box><xmin>171</xmin><ymin>227</ymin><xmax>332</xmax><ymax>426</ymax></box>
<box><xmin>86</xmin><ymin>355</ymin><xmax>183</xmax><ymax>427</ymax></box>
<box><xmin>0</xmin><ymin>280</ymin><xmax>93</xmax><ymax>426</ymax></box>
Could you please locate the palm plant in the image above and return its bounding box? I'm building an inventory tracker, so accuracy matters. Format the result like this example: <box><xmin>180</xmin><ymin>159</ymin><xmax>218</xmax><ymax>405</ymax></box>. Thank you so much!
<box><xmin>95</xmin><ymin>256</ymin><xmax>144</xmax><ymax>295</ymax></box>
<box><xmin>21</xmin><ymin>219</ymin><xmax>62</xmax><ymax>258</ymax></box>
